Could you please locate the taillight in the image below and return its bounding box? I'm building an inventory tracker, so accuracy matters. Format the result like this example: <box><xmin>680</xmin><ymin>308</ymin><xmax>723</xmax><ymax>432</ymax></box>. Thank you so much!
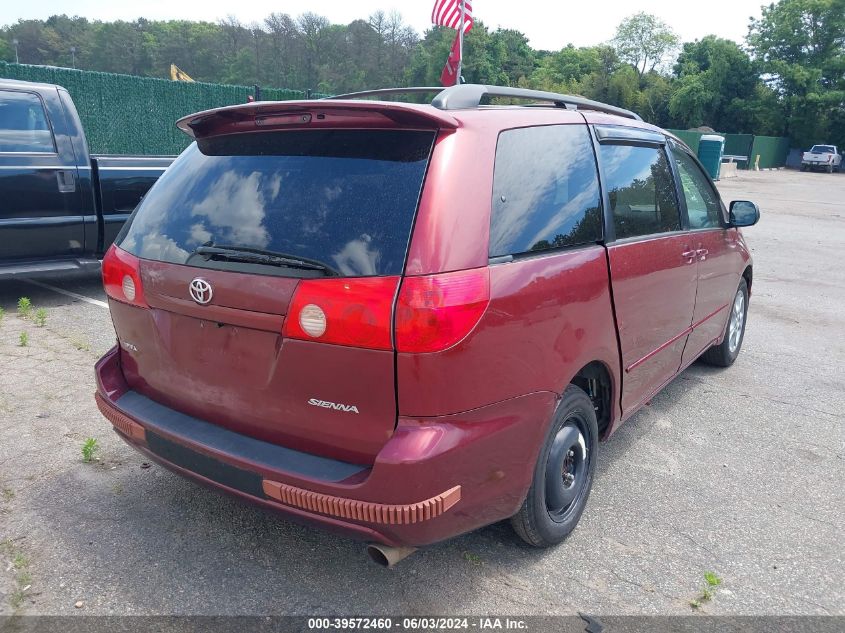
<box><xmin>283</xmin><ymin>277</ymin><xmax>400</xmax><ymax>350</ymax></box>
<box><xmin>102</xmin><ymin>244</ymin><xmax>148</xmax><ymax>307</ymax></box>
<box><xmin>395</xmin><ymin>268</ymin><xmax>490</xmax><ymax>353</ymax></box>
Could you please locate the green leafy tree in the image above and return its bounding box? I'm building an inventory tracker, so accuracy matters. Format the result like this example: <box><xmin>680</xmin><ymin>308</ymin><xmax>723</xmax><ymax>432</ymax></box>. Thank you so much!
<box><xmin>489</xmin><ymin>29</ymin><xmax>535</xmax><ymax>85</ymax></box>
<box><xmin>606</xmin><ymin>64</ymin><xmax>641</xmax><ymax>111</ymax></box>
<box><xmin>530</xmin><ymin>45</ymin><xmax>605</xmax><ymax>90</ymax></box>
<box><xmin>670</xmin><ymin>36</ymin><xmax>770</xmax><ymax>131</ymax></box>
<box><xmin>407</xmin><ymin>22</ymin><xmax>501</xmax><ymax>87</ymax></box>
<box><xmin>748</xmin><ymin>0</ymin><xmax>845</xmax><ymax>147</ymax></box>
<box><xmin>612</xmin><ymin>12</ymin><xmax>679</xmax><ymax>78</ymax></box>
<box><xmin>90</xmin><ymin>20</ymin><xmax>153</xmax><ymax>75</ymax></box>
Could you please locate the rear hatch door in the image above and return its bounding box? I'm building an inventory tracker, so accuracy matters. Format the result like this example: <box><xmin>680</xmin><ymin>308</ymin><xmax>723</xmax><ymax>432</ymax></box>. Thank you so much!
<box><xmin>110</xmin><ymin>128</ymin><xmax>435</xmax><ymax>464</ymax></box>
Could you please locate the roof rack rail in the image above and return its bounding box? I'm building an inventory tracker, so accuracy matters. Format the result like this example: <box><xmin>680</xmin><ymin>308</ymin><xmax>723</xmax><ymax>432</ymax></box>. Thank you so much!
<box><xmin>431</xmin><ymin>84</ymin><xmax>642</xmax><ymax>120</ymax></box>
<box><xmin>324</xmin><ymin>87</ymin><xmax>444</xmax><ymax>100</ymax></box>
<box><xmin>324</xmin><ymin>84</ymin><xmax>642</xmax><ymax>122</ymax></box>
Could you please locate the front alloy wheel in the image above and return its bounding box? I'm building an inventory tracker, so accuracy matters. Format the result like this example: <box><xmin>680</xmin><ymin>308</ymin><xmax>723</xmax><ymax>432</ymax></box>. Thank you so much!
<box><xmin>727</xmin><ymin>287</ymin><xmax>746</xmax><ymax>355</ymax></box>
<box><xmin>701</xmin><ymin>278</ymin><xmax>749</xmax><ymax>367</ymax></box>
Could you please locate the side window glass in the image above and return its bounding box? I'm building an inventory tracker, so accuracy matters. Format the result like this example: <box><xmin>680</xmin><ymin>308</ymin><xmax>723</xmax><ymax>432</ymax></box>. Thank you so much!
<box><xmin>490</xmin><ymin>124</ymin><xmax>602</xmax><ymax>257</ymax></box>
<box><xmin>673</xmin><ymin>149</ymin><xmax>723</xmax><ymax>229</ymax></box>
<box><xmin>0</xmin><ymin>90</ymin><xmax>55</xmax><ymax>153</ymax></box>
<box><xmin>600</xmin><ymin>144</ymin><xmax>680</xmax><ymax>240</ymax></box>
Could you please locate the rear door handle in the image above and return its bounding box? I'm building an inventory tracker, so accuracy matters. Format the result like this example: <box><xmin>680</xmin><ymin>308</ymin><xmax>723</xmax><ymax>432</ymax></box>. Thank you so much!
<box><xmin>56</xmin><ymin>169</ymin><xmax>76</xmax><ymax>193</ymax></box>
<box><xmin>696</xmin><ymin>248</ymin><xmax>709</xmax><ymax>261</ymax></box>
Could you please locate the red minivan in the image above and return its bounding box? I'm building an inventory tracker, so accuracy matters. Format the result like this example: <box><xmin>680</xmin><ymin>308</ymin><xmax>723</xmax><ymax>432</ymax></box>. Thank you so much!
<box><xmin>95</xmin><ymin>85</ymin><xmax>759</xmax><ymax>566</ymax></box>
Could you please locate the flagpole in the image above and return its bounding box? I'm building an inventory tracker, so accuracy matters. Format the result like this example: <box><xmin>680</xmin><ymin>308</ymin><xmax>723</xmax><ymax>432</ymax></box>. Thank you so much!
<box><xmin>456</xmin><ymin>0</ymin><xmax>465</xmax><ymax>85</ymax></box>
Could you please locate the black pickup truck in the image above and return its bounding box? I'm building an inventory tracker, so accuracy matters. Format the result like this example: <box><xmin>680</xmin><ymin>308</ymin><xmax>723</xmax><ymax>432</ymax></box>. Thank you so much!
<box><xmin>0</xmin><ymin>78</ymin><xmax>174</xmax><ymax>277</ymax></box>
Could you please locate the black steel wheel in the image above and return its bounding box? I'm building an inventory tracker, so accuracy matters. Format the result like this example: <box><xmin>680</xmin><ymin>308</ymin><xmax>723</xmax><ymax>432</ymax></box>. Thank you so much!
<box><xmin>511</xmin><ymin>385</ymin><xmax>598</xmax><ymax>547</ymax></box>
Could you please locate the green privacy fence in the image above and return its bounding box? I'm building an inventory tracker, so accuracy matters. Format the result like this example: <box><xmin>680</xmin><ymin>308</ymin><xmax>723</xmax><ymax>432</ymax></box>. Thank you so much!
<box><xmin>668</xmin><ymin>129</ymin><xmax>789</xmax><ymax>169</ymax></box>
<box><xmin>668</xmin><ymin>130</ymin><xmax>703</xmax><ymax>153</ymax></box>
<box><xmin>749</xmin><ymin>136</ymin><xmax>791</xmax><ymax>169</ymax></box>
<box><xmin>0</xmin><ymin>63</ymin><xmax>328</xmax><ymax>155</ymax></box>
<box><xmin>723</xmin><ymin>134</ymin><xmax>754</xmax><ymax>160</ymax></box>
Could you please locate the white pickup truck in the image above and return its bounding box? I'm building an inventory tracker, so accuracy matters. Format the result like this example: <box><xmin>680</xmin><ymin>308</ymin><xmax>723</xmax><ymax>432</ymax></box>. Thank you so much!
<box><xmin>801</xmin><ymin>145</ymin><xmax>841</xmax><ymax>173</ymax></box>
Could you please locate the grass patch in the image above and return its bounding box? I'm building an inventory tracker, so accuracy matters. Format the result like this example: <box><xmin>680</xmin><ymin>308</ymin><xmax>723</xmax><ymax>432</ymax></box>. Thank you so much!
<box><xmin>33</xmin><ymin>308</ymin><xmax>47</xmax><ymax>327</ymax></box>
<box><xmin>1</xmin><ymin>539</ymin><xmax>31</xmax><ymax>611</ymax></box>
<box><xmin>18</xmin><ymin>331</ymin><xmax>28</xmax><ymax>347</ymax></box>
<box><xmin>71</xmin><ymin>337</ymin><xmax>91</xmax><ymax>352</ymax></box>
<box><xmin>462</xmin><ymin>551</ymin><xmax>483</xmax><ymax>566</ymax></box>
<box><xmin>0</xmin><ymin>306</ymin><xmax>5</xmax><ymax>322</ymax></box>
<box><xmin>1</xmin><ymin>487</ymin><xmax>13</xmax><ymax>502</ymax></box>
<box><xmin>12</xmin><ymin>553</ymin><xmax>28</xmax><ymax>570</ymax></box>
<box><xmin>690</xmin><ymin>571</ymin><xmax>722</xmax><ymax>610</ymax></box>
<box><xmin>81</xmin><ymin>437</ymin><xmax>99</xmax><ymax>463</ymax></box>
<box><xmin>17</xmin><ymin>297</ymin><xmax>32</xmax><ymax>319</ymax></box>
<box><xmin>10</xmin><ymin>589</ymin><xmax>25</xmax><ymax>609</ymax></box>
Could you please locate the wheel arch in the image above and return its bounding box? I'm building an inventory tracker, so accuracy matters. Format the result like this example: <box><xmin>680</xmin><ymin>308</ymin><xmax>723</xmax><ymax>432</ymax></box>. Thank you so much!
<box><xmin>569</xmin><ymin>360</ymin><xmax>615</xmax><ymax>440</ymax></box>
<box><xmin>742</xmin><ymin>265</ymin><xmax>753</xmax><ymax>296</ymax></box>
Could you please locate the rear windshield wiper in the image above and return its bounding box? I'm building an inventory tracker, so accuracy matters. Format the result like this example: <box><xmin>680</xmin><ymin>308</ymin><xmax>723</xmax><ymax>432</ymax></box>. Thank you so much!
<box><xmin>192</xmin><ymin>244</ymin><xmax>339</xmax><ymax>276</ymax></box>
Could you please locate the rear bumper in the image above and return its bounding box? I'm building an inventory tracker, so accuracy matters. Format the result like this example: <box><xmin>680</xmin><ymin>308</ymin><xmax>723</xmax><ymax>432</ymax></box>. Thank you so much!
<box><xmin>802</xmin><ymin>160</ymin><xmax>834</xmax><ymax>168</ymax></box>
<box><xmin>95</xmin><ymin>346</ymin><xmax>556</xmax><ymax>547</ymax></box>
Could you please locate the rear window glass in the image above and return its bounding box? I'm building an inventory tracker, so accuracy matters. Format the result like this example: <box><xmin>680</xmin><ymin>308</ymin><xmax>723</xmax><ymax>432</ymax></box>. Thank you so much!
<box><xmin>490</xmin><ymin>125</ymin><xmax>602</xmax><ymax>257</ymax></box>
<box><xmin>117</xmin><ymin>130</ymin><xmax>434</xmax><ymax>277</ymax></box>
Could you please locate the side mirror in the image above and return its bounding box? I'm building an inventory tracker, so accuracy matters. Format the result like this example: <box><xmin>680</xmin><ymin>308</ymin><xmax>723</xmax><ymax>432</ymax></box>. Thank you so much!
<box><xmin>729</xmin><ymin>200</ymin><xmax>760</xmax><ymax>227</ymax></box>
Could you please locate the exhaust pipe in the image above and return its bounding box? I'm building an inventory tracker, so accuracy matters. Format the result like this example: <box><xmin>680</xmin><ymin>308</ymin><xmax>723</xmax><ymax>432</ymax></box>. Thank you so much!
<box><xmin>367</xmin><ymin>544</ymin><xmax>417</xmax><ymax>567</ymax></box>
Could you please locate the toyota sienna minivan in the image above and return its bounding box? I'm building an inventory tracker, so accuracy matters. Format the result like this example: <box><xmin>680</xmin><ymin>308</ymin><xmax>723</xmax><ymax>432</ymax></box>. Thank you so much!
<box><xmin>95</xmin><ymin>84</ymin><xmax>759</xmax><ymax>566</ymax></box>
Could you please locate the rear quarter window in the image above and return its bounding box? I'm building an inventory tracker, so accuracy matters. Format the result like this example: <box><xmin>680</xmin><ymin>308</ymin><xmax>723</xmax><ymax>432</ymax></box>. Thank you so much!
<box><xmin>117</xmin><ymin>129</ymin><xmax>434</xmax><ymax>277</ymax></box>
<box><xmin>489</xmin><ymin>124</ymin><xmax>602</xmax><ymax>258</ymax></box>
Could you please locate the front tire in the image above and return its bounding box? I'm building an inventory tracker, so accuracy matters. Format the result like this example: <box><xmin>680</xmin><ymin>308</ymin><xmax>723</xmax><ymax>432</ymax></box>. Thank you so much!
<box><xmin>511</xmin><ymin>385</ymin><xmax>598</xmax><ymax>547</ymax></box>
<box><xmin>700</xmin><ymin>279</ymin><xmax>749</xmax><ymax>367</ymax></box>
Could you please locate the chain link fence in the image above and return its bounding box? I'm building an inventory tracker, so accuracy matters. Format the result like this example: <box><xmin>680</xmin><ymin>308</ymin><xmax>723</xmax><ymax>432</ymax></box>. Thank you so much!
<box><xmin>0</xmin><ymin>63</ymin><xmax>328</xmax><ymax>155</ymax></box>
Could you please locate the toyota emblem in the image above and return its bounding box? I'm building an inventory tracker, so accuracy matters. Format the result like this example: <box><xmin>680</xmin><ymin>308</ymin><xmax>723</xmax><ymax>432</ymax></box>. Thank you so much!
<box><xmin>189</xmin><ymin>278</ymin><xmax>213</xmax><ymax>305</ymax></box>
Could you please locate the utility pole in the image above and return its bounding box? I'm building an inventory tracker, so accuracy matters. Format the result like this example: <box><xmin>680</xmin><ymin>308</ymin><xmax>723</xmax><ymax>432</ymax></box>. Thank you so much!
<box><xmin>455</xmin><ymin>0</ymin><xmax>465</xmax><ymax>85</ymax></box>
<box><xmin>70</xmin><ymin>47</ymin><xmax>76</xmax><ymax>69</ymax></box>
<box><xmin>12</xmin><ymin>39</ymin><xmax>19</xmax><ymax>64</ymax></box>
<box><xmin>253</xmin><ymin>29</ymin><xmax>260</xmax><ymax>83</ymax></box>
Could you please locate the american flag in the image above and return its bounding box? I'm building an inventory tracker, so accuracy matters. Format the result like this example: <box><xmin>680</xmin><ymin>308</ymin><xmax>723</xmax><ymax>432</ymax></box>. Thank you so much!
<box><xmin>431</xmin><ymin>0</ymin><xmax>474</xmax><ymax>33</ymax></box>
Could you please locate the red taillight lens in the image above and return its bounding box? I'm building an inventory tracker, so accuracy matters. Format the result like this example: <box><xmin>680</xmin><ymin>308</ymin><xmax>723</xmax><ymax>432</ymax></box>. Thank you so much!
<box><xmin>283</xmin><ymin>276</ymin><xmax>400</xmax><ymax>350</ymax></box>
<box><xmin>395</xmin><ymin>267</ymin><xmax>490</xmax><ymax>353</ymax></box>
<box><xmin>102</xmin><ymin>244</ymin><xmax>148</xmax><ymax>307</ymax></box>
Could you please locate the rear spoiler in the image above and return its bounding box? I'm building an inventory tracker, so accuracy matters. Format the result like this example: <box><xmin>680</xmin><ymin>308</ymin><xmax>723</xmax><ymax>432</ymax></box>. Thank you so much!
<box><xmin>176</xmin><ymin>100</ymin><xmax>459</xmax><ymax>140</ymax></box>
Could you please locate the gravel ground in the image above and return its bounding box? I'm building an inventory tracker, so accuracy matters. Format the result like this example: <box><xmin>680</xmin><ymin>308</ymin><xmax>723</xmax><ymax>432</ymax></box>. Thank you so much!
<box><xmin>0</xmin><ymin>169</ymin><xmax>842</xmax><ymax>617</ymax></box>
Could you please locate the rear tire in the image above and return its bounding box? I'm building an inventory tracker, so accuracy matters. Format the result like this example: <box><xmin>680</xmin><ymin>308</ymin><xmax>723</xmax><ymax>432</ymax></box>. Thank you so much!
<box><xmin>511</xmin><ymin>385</ymin><xmax>598</xmax><ymax>547</ymax></box>
<box><xmin>700</xmin><ymin>279</ymin><xmax>749</xmax><ymax>367</ymax></box>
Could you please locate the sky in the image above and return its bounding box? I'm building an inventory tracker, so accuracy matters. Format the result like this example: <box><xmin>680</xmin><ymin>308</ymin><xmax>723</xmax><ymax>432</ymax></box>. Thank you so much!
<box><xmin>1</xmin><ymin>1</ymin><xmax>766</xmax><ymax>50</ymax></box>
